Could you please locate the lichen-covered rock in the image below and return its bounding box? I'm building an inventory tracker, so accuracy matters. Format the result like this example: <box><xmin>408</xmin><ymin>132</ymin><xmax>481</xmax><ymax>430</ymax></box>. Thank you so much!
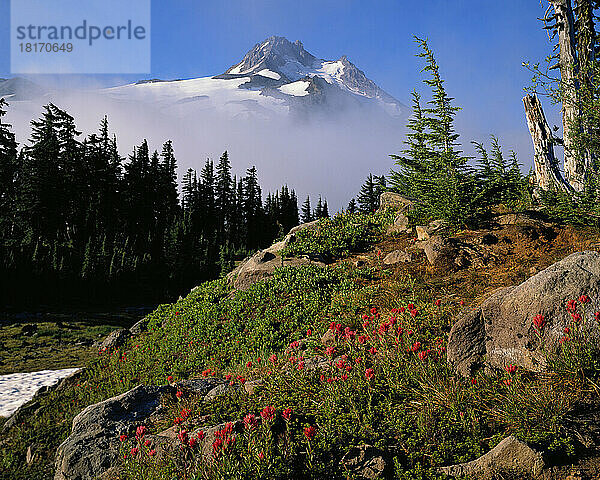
<box><xmin>416</xmin><ymin>236</ymin><xmax>459</xmax><ymax>267</ymax></box>
<box><xmin>378</xmin><ymin>192</ymin><xmax>416</xmax><ymax>212</ymax></box>
<box><xmin>439</xmin><ymin>436</ymin><xmax>544</xmax><ymax>478</ymax></box>
<box><xmin>54</xmin><ymin>385</ymin><xmax>172</xmax><ymax>480</ymax></box>
<box><xmin>447</xmin><ymin>251</ymin><xmax>600</xmax><ymax>376</ymax></box>
<box><xmin>97</xmin><ymin>329</ymin><xmax>131</xmax><ymax>351</ymax></box>
<box><xmin>341</xmin><ymin>444</ymin><xmax>387</xmax><ymax>479</ymax></box>
<box><xmin>383</xmin><ymin>250</ymin><xmax>414</xmax><ymax>265</ymax></box>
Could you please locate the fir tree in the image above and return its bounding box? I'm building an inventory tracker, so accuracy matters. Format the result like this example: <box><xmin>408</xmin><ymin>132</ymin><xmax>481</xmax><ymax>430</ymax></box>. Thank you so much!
<box><xmin>301</xmin><ymin>195</ymin><xmax>312</xmax><ymax>223</ymax></box>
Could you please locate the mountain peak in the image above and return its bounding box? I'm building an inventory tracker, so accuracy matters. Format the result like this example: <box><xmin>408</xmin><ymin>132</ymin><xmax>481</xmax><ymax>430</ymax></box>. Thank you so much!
<box><xmin>225</xmin><ymin>36</ymin><xmax>317</xmax><ymax>79</ymax></box>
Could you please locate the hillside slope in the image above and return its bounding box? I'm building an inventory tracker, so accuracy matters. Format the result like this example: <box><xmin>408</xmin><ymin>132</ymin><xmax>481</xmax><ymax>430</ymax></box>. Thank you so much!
<box><xmin>2</xmin><ymin>199</ymin><xmax>600</xmax><ymax>480</ymax></box>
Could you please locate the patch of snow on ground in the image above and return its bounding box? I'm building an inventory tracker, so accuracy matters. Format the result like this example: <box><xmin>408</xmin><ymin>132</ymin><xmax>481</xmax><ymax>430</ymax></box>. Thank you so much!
<box><xmin>279</xmin><ymin>80</ymin><xmax>310</xmax><ymax>97</ymax></box>
<box><xmin>0</xmin><ymin>368</ymin><xmax>80</xmax><ymax>418</ymax></box>
<box><xmin>257</xmin><ymin>69</ymin><xmax>281</xmax><ymax>80</ymax></box>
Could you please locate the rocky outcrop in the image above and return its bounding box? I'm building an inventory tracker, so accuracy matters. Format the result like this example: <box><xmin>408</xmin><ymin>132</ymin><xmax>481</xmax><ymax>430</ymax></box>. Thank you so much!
<box><xmin>447</xmin><ymin>251</ymin><xmax>600</xmax><ymax>376</ymax></box>
<box><xmin>416</xmin><ymin>236</ymin><xmax>459</xmax><ymax>267</ymax></box>
<box><xmin>226</xmin><ymin>220</ymin><xmax>325</xmax><ymax>291</ymax></box>
<box><xmin>227</xmin><ymin>251</ymin><xmax>325</xmax><ymax>291</ymax></box>
<box><xmin>378</xmin><ymin>192</ymin><xmax>416</xmax><ymax>212</ymax></box>
<box><xmin>55</xmin><ymin>385</ymin><xmax>172</xmax><ymax>480</ymax></box>
<box><xmin>97</xmin><ymin>329</ymin><xmax>131</xmax><ymax>351</ymax></box>
<box><xmin>383</xmin><ymin>250</ymin><xmax>414</xmax><ymax>265</ymax></box>
<box><xmin>439</xmin><ymin>436</ymin><xmax>544</xmax><ymax>478</ymax></box>
<box><xmin>341</xmin><ymin>444</ymin><xmax>387</xmax><ymax>479</ymax></box>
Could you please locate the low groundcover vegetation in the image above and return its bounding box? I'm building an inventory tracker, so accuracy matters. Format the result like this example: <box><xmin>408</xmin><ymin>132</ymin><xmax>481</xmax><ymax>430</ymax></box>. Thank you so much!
<box><xmin>2</xmin><ymin>210</ymin><xmax>600</xmax><ymax>480</ymax></box>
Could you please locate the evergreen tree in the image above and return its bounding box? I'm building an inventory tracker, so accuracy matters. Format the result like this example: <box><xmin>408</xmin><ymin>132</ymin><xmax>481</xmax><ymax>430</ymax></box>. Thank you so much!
<box><xmin>314</xmin><ymin>196</ymin><xmax>323</xmax><ymax>219</ymax></box>
<box><xmin>215</xmin><ymin>151</ymin><xmax>233</xmax><ymax>235</ymax></box>
<box><xmin>322</xmin><ymin>200</ymin><xmax>329</xmax><ymax>218</ymax></box>
<box><xmin>346</xmin><ymin>198</ymin><xmax>357</xmax><ymax>214</ymax></box>
<box><xmin>390</xmin><ymin>38</ymin><xmax>479</xmax><ymax>225</ymax></box>
<box><xmin>301</xmin><ymin>195</ymin><xmax>312</xmax><ymax>223</ymax></box>
<box><xmin>357</xmin><ymin>174</ymin><xmax>380</xmax><ymax>213</ymax></box>
<box><xmin>0</xmin><ymin>99</ymin><xmax>17</xmax><ymax>237</ymax></box>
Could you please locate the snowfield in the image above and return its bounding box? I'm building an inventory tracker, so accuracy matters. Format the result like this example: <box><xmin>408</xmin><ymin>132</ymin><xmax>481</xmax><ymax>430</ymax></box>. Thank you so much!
<box><xmin>0</xmin><ymin>368</ymin><xmax>80</xmax><ymax>418</ymax></box>
<box><xmin>278</xmin><ymin>80</ymin><xmax>310</xmax><ymax>96</ymax></box>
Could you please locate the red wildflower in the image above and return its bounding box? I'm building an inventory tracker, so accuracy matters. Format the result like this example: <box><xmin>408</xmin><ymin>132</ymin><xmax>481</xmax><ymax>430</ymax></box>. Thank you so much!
<box><xmin>144</xmin><ymin>439</ymin><xmax>152</xmax><ymax>447</ymax></box>
<box><xmin>505</xmin><ymin>364</ymin><xmax>517</xmax><ymax>375</ymax></box>
<box><xmin>136</xmin><ymin>426</ymin><xmax>148</xmax><ymax>438</ymax></box>
<box><xmin>307</xmin><ymin>329</ymin><xmax>312</xmax><ymax>337</ymax></box>
<box><xmin>188</xmin><ymin>437</ymin><xmax>197</xmax><ymax>448</ymax></box>
<box><xmin>325</xmin><ymin>346</ymin><xmax>336</xmax><ymax>356</ymax></box>
<box><xmin>503</xmin><ymin>378</ymin><xmax>512</xmax><ymax>386</ymax></box>
<box><xmin>471</xmin><ymin>378</ymin><xmax>477</xmax><ymax>385</ymax></box>
<box><xmin>370</xmin><ymin>307</ymin><xmax>378</xmax><ymax>314</ymax></box>
<box><xmin>246</xmin><ymin>361</ymin><xmax>253</xmax><ymax>368</ymax></box>
<box><xmin>119</xmin><ymin>434</ymin><xmax>127</xmax><ymax>442</ymax></box>
<box><xmin>460</xmin><ymin>300</ymin><xmax>465</xmax><ymax>306</ymax></box>
<box><xmin>399</xmin><ymin>307</ymin><xmax>406</xmax><ymax>313</ymax></box>
<box><xmin>418</xmin><ymin>350</ymin><xmax>429</xmax><ymax>361</ymax></box>
<box><xmin>167</xmin><ymin>375</ymin><xmax>173</xmax><ymax>383</ymax></box>
<box><xmin>282</xmin><ymin>408</ymin><xmax>292</xmax><ymax>421</ymax></box>
<box><xmin>304</xmin><ymin>426</ymin><xmax>317</xmax><ymax>441</ymax></box>
<box><xmin>410</xmin><ymin>309</ymin><xmax>419</xmax><ymax>318</ymax></box>
<box><xmin>258</xmin><ymin>451</ymin><xmax>265</xmax><ymax>460</ymax></box>
<box><xmin>532</xmin><ymin>314</ymin><xmax>546</xmax><ymax>330</ymax></box>
<box><xmin>407</xmin><ymin>303</ymin><xmax>415</xmax><ymax>310</ymax></box>
<box><xmin>341</xmin><ymin>374</ymin><xmax>348</xmax><ymax>381</ymax></box>
<box><xmin>244</xmin><ymin>414</ymin><xmax>259</xmax><ymax>430</ymax></box>
<box><xmin>434</xmin><ymin>299</ymin><xmax>441</xmax><ymax>307</ymax></box>
<box><xmin>212</xmin><ymin>438</ymin><xmax>223</xmax><ymax>453</ymax></box>
<box><xmin>358</xmin><ymin>335</ymin><xmax>367</xmax><ymax>344</ymax></box>
<box><xmin>391</xmin><ymin>308</ymin><xmax>399</xmax><ymax>314</ymax></box>
<box><xmin>566</xmin><ymin>299</ymin><xmax>578</xmax><ymax>313</ymax></box>
<box><xmin>269</xmin><ymin>354</ymin><xmax>278</xmax><ymax>364</ymax></box>
<box><xmin>369</xmin><ymin>347</ymin><xmax>377</xmax><ymax>355</ymax></box>
<box><xmin>564</xmin><ymin>327</ymin><xmax>570</xmax><ymax>334</ymax></box>
<box><xmin>260</xmin><ymin>406</ymin><xmax>275</xmax><ymax>422</ymax></box>
<box><xmin>411</xmin><ymin>342</ymin><xmax>421</xmax><ymax>352</ymax></box>
<box><xmin>579</xmin><ymin>294</ymin><xmax>591</xmax><ymax>304</ymax></box>
<box><xmin>148</xmin><ymin>449</ymin><xmax>156</xmax><ymax>457</ymax></box>
<box><xmin>176</xmin><ymin>390</ymin><xmax>184</xmax><ymax>399</ymax></box>
<box><xmin>297</xmin><ymin>361</ymin><xmax>305</xmax><ymax>370</ymax></box>
<box><xmin>596</xmin><ymin>311</ymin><xmax>600</xmax><ymax>322</ymax></box>
<box><xmin>130</xmin><ymin>447</ymin><xmax>138</xmax><ymax>457</ymax></box>
<box><xmin>571</xmin><ymin>312</ymin><xmax>582</xmax><ymax>323</ymax></box>
<box><xmin>197</xmin><ymin>430</ymin><xmax>205</xmax><ymax>440</ymax></box>
<box><xmin>178</xmin><ymin>430</ymin><xmax>189</xmax><ymax>444</ymax></box>
<box><xmin>365</xmin><ymin>368</ymin><xmax>375</xmax><ymax>379</ymax></box>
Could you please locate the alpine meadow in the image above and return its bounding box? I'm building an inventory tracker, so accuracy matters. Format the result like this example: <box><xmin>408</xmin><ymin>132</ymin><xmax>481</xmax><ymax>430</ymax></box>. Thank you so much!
<box><xmin>3</xmin><ymin>2</ymin><xmax>600</xmax><ymax>480</ymax></box>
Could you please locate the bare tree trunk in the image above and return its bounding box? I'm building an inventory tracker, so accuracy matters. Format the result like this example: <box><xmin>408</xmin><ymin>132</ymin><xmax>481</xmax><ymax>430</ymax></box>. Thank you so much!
<box><xmin>523</xmin><ymin>94</ymin><xmax>572</xmax><ymax>193</ymax></box>
<box><xmin>550</xmin><ymin>0</ymin><xmax>586</xmax><ymax>190</ymax></box>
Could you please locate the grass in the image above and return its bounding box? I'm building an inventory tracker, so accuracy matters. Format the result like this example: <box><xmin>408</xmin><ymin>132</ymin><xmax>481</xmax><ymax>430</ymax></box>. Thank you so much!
<box><xmin>0</xmin><ymin>310</ymin><xmax>148</xmax><ymax>375</ymax></box>
<box><xmin>0</xmin><ymin>211</ymin><xmax>599</xmax><ymax>480</ymax></box>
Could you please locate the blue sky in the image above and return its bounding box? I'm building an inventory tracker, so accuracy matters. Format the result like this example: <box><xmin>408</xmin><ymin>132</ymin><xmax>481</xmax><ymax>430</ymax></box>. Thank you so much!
<box><xmin>0</xmin><ymin>0</ymin><xmax>561</xmax><ymax>168</ymax></box>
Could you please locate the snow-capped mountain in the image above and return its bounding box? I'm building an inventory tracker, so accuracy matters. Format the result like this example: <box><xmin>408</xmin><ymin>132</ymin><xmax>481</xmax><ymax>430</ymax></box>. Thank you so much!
<box><xmin>102</xmin><ymin>36</ymin><xmax>406</xmax><ymax>120</ymax></box>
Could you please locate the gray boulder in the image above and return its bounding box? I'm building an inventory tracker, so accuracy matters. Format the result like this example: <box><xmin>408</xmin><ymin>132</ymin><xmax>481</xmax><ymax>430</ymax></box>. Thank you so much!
<box><xmin>378</xmin><ymin>192</ymin><xmax>416</xmax><ymax>212</ymax></box>
<box><xmin>227</xmin><ymin>249</ymin><xmax>325</xmax><ymax>291</ymax></box>
<box><xmin>447</xmin><ymin>251</ymin><xmax>600</xmax><ymax>376</ymax></box>
<box><xmin>386</xmin><ymin>212</ymin><xmax>410</xmax><ymax>235</ymax></box>
<box><xmin>416</xmin><ymin>236</ymin><xmax>459</xmax><ymax>267</ymax></box>
<box><xmin>341</xmin><ymin>444</ymin><xmax>387</xmax><ymax>480</ymax></box>
<box><xmin>97</xmin><ymin>329</ymin><xmax>131</xmax><ymax>351</ymax></box>
<box><xmin>383</xmin><ymin>250</ymin><xmax>414</xmax><ymax>265</ymax></box>
<box><xmin>55</xmin><ymin>384</ymin><xmax>172</xmax><ymax>480</ymax></box>
<box><xmin>439</xmin><ymin>436</ymin><xmax>544</xmax><ymax>478</ymax></box>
